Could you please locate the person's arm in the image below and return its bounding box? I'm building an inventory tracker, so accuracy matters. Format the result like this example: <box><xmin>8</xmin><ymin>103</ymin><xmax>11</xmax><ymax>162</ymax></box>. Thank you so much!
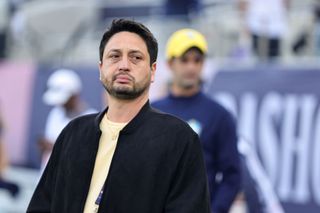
<box><xmin>37</xmin><ymin>108</ymin><xmax>58</xmax><ymax>167</ymax></box>
<box><xmin>212</xmin><ymin>113</ymin><xmax>242</xmax><ymax>213</ymax></box>
<box><xmin>27</xmin><ymin>128</ymin><xmax>65</xmax><ymax>212</ymax></box>
<box><xmin>0</xmin><ymin>141</ymin><xmax>8</xmax><ymax>175</ymax></box>
<box><xmin>0</xmin><ymin>116</ymin><xmax>8</xmax><ymax>175</ymax></box>
<box><xmin>164</xmin><ymin>131</ymin><xmax>211</xmax><ymax>213</ymax></box>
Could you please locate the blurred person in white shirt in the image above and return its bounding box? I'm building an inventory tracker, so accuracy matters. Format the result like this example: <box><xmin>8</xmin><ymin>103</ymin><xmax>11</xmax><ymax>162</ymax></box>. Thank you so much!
<box><xmin>238</xmin><ymin>0</ymin><xmax>290</xmax><ymax>61</ymax></box>
<box><xmin>39</xmin><ymin>69</ymin><xmax>96</xmax><ymax>170</ymax></box>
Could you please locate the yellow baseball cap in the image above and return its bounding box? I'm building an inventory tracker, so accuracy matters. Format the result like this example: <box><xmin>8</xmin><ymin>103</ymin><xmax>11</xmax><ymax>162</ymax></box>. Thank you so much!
<box><xmin>166</xmin><ymin>28</ymin><xmax>208</xmax><ymax>59</ymax></box>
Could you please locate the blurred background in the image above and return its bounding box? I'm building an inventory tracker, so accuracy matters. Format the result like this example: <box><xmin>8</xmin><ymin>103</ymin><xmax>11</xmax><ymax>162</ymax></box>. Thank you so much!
<box><xmin>0</xmin><ymin>0</ymin><xmax>320</xmax><ymax>212</ymax></box>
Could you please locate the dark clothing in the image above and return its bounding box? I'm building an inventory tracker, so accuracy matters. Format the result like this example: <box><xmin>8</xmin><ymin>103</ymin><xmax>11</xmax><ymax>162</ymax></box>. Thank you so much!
<box><xmin>0</xmin><ymin>178</ymin><xmax>20</xmax><ymax>197</ymax></box>
<box><xmin>0</xmin><ymin>32</ymin><xmax>7</xmax><ymax>59</ymax></box>
<box><xmin>27</xmin><ymin>101</ymin><xmax>211</xmax><ymax>213</ymax></box>
<box><xmin>153</xmin><ymin>92</ymin><xmax>241</xmax><ymax>213</ymax></box>
<box><xmin>252</xmin><ymin>33</ymin><xmax>281</xmax><ymax>59</ymax></box>
<box><xmin>240</xmin><ymin>157</ymin><xmax>264</xmax><ymax>213</ymax></box>
<box><xmin>164</xmin><ymin>0</ymin><xmax>201</xmax><ymax>16</ymax></box>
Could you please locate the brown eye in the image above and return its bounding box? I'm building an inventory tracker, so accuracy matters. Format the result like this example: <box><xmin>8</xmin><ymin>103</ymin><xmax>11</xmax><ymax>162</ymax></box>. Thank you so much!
<box><xmin>194</xmin><ymin>57</ymin><xmax>203</xmax><ymax>63</ymax></box>
<box><xmin>131</xmin><ymin>54</ymin><xmax>143</xmax><ymax>63</ymax></box>
<box><xmin>110</xmin><ymin>54</ymin><xmax>119</xmax><ymax>59</ymax></box>
<box><xmin>181</xmin><ymin>57</ymin><xmax>188</xmax><ymax>63</ymax></box>
<box><xmin>134</xmin><ymin>56</ymin><xmax>142</xmax><ymax>60</ymax></box>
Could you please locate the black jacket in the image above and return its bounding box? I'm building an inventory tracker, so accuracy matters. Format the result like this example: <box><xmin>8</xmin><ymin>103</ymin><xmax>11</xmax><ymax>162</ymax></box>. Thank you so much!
<box><xmin>27</xmin><ymin>102</ymin><xmax>211</xmax><ymax>213</ymax></box>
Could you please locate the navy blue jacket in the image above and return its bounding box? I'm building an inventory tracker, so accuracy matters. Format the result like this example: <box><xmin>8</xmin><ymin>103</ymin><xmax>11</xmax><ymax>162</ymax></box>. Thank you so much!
<box><xmin>153</xmin><ymin>92</ymin><xmax>241</xmax><ymax>213</ymax></box>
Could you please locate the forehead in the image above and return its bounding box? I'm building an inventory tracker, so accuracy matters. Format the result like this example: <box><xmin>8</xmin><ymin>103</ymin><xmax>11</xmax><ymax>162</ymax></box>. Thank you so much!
<box><xmin>104</xmin><ymin>31</ymin><xmax>148</xmax><ymax>53</ymax></box>
<box><xmin>181</xmin><ymin>48</ymin><xmax>204</xmax><ymax>58</ymax></box>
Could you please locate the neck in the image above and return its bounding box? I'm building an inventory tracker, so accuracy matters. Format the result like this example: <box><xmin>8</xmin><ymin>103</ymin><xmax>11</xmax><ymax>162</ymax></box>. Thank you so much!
<box><xmin>63</xmin><ymin>99</ymin><xmax>84</xmax><ymax>118</ymax></box>
<box><xmin>106</xmin><ymin>92</ymin><xmax>149</xmax><ymax>123</ymax></box>
<box><xmin>171</xmin><ymin>83</ymin><xmax>200</xmax><ymax>97</ymax></box>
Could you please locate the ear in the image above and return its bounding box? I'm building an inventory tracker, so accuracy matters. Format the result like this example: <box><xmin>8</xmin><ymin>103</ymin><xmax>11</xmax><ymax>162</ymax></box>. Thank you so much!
<box><xmin>98</xmin><ymin>61</ymin><xmax>103</xmax><ymax>80</ymax></box>
<box><xmin>150</xmin><ymin>62</ymin><xmax>157</xmax><ymax>83</ymax></box>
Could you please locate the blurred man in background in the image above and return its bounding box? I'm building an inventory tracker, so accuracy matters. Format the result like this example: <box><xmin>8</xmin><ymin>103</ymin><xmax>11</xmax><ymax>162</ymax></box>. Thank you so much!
<box><xmin>152</xmin><ymin>29</ymin><xmax>241</xmax><ymax>213</ymax></box>
<box><xmin>39</xmin><ymin>69</ymin><xmax>96</xmax><ymax>170</ymax></box>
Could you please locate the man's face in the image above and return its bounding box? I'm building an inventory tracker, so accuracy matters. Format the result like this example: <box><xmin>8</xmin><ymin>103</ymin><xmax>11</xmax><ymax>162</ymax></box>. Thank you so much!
<box><xmin>169</xmin><ymin>48</ymin><xmax>204</xmax><ymax>90</ymax></box>
<box><xmin>99</xmin><ymin>31</ymin><xmax>156</xmax><ymax>100</ymax></box>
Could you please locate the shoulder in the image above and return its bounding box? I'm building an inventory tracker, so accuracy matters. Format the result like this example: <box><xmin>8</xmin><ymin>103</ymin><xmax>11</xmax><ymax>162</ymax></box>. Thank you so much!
<box><xmin>47</xmin><ymin>106</ymin><xmax>64</xmax><ymax>118</ymax></box>
<box><xmin>81</xmin><ymin>107</ymin><xmax>98</xmax><ymax>115</ymax></box>
<box><xmin>144</xmin><ymin>108</ymin><xmax>201</xmax><ymax>155</ymax></box>
<box><xmin>147</xmin><ymin>107</ymin><xmax>197</xmax><ymax>137</ymax></box>
<box><xmin>151</xmin><ymin>97</ymin><xmax>170</xmax><ymax>109</ymax></box>
<box><xmin>45</xmin><ymin>107</ymin><xmax>66</xmax><ymax>128</ymax></box>
<box><xmin>200</xmin><ymin>94</ymin><xmax>234</xmax><ymax>119</ymax></box>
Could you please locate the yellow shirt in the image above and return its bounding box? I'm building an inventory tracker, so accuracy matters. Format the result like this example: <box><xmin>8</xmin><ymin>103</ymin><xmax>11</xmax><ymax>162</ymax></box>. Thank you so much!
<box><xmin>83</xmin><ymin>114</ymin><xmax>127</xmax><ymax>213</ymax></box>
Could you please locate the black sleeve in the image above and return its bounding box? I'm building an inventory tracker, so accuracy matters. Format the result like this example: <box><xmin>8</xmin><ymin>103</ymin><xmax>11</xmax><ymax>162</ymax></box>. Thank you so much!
<box><xmin>164</xmin><ymin>130</ymin><xmax>211</xmax><ymax>213</ymax></box>
<box><xmin>212</xmin><ymin>113</ymin><xmax>242</xmax><ymax>213</ymax></box>
<box><xmin>27</xmin><ymin>129</ymin><xmax>65</xmax><ymax>212</ymax></box>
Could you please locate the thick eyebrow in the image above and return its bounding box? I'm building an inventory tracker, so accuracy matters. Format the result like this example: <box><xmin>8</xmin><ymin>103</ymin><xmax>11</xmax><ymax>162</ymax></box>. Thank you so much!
<box><xmin>129</xmin><ymin>50</ymin><xmax>145</xmax><ymax>56</ymax></box>
<box><xmin>106</xmin><ymin>49</ymin><xmax>121</xmax><ymax>55</ymax></box>
<box><xmin>104</xmin><ymin>49</ymin><xmax>147</xmax><ymax>61</ymax></box>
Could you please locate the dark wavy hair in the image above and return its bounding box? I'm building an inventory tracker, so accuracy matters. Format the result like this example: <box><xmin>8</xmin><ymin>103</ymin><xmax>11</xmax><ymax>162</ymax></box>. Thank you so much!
<box><xmin>99</xmin><ymin>19</ymin><xmax>158</xmax><ymax>66</ymax></box>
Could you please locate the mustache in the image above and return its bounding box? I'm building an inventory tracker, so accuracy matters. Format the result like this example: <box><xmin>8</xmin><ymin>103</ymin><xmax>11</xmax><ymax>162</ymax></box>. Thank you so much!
<box><xmin>112</xmin><ymin>72</ymin><xmax>134</xmax><ymax>81</ymax></box>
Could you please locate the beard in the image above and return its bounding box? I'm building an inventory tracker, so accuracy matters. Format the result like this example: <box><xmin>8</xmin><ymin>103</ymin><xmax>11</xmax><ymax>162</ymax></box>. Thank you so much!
<box><xmin>102</xmin><ymin>72</ymin><xmax>151</xmax><ymax>100</ymax></box>
<box><xmin>176</xmin><ymin>77</ymin><xmax>200</xmax><ymax>90</ymax></box>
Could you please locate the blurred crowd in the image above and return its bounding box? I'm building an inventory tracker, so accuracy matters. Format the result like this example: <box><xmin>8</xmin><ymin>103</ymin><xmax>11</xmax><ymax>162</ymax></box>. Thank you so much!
<box><xmin>0</xmin><ymin>0</ymin><xmax>320</xmax><ymax>64</ymax></box>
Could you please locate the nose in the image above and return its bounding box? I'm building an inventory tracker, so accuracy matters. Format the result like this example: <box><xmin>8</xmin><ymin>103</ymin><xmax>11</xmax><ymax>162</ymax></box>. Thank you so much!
<box><xmin>186</xmin><ymin>60</ymin><xmax>198</xmax><ymax>70</ymax></box>
<box><xmin>118</xmin><ymin>56</ymin><xmax>130</xmax><ymax>72</ymax></box>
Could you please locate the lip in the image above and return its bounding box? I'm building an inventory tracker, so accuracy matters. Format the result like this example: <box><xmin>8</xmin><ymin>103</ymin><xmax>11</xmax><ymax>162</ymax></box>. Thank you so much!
<box><xmin>114</xmin><ymin>74</ymin><xmax>131</xmax><ymax>84</ymax></box>
<box><xmin>183</xmin><ymin>73</ymin><xmax>197</xmax><ymax>79</ymax></box>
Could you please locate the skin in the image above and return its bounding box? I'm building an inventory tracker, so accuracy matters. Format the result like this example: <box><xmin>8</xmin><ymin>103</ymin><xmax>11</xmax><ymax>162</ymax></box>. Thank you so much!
<box><xmin>99</xmin><ymin>31</ymin><xmax>156</xmax><ymax>123</ymax></box>
<box><xmin>0</xmin><ymin>115</ymin><xmax>8</xmax><ymax>174</ymax></box>
<box><xmin>168</xmin><ymin>48</ymin><xmax>205</xmax><ymax>97</ymax></box>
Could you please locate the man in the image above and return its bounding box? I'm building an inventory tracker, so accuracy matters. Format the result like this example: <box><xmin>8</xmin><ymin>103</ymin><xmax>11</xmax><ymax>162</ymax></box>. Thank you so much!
<box><xmin>152</xmin><ymin>29</ymin><xmax>241</xmax><ymax>213</ymax></box>
<box><xmin>238</xmin><ymin>0</ymin><xmax>290</xmax><ymax>61</ymax></box>
<box><xmin>39</xmin><ymin>69</ymin><xmax>96</xmax><ymax>170</ymax></box>
<box><xmin>27</xmin><ymin>19</ymin><xmax>211</xmax><ymax>213</ymax></box>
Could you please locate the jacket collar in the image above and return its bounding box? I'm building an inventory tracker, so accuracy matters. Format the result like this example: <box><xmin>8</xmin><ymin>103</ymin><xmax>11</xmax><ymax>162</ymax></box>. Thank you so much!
<box><xmin>94</xmin><ymin>100</ymin><xmax>151</xmax><ymax>134</ymax></box>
